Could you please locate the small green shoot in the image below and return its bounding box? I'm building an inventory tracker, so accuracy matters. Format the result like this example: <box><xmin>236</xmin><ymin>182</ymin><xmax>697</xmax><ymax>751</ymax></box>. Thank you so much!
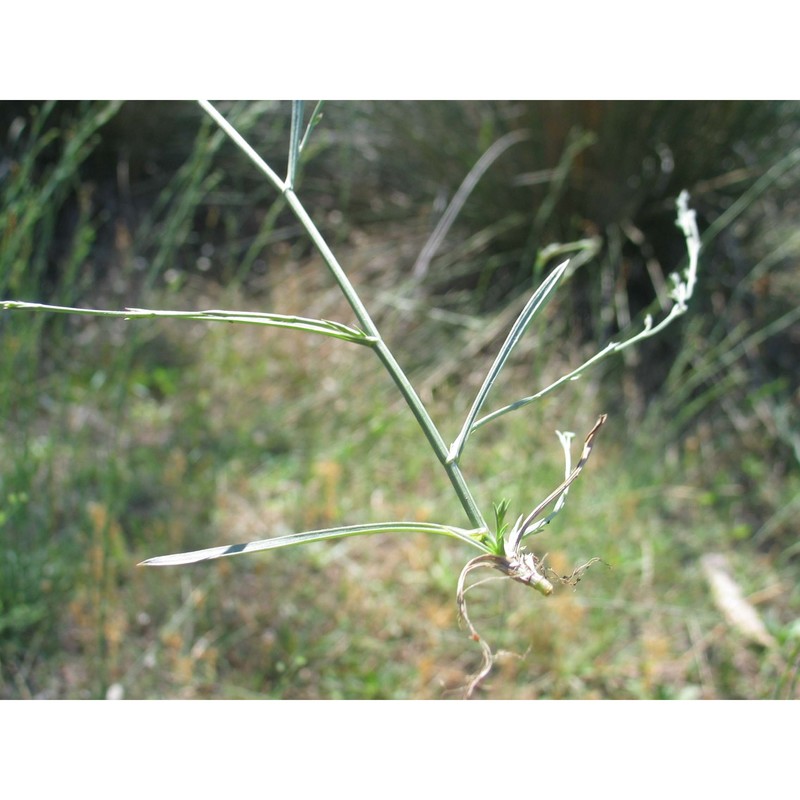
<box><xmin>298</xmin><ymin>101</ymin><xmax>325</xmax><ymax>156</ymax></box>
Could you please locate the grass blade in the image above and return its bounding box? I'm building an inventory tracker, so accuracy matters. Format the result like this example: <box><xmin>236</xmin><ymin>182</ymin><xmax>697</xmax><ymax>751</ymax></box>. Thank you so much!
<box><xmin>516</xmin><ymin>413</ymin><xmax>607</xmax><ymax>542</ymax></box>
<box><xmin>412</xmin><ymin>129</ymin><xmax>531</xmax><ymax>279</ymax></box>
<box><xmin>139</xmin><ymin>521</ymin><xmax>490</xmax><ymax>566</ymax></box>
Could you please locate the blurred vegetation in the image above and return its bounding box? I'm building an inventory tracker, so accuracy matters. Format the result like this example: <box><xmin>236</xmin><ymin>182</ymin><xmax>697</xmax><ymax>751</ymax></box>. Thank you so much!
<box><xmin>0</xmin><ymin>100</ymin><xmax>797</xmax><ymax>699</ymax></box>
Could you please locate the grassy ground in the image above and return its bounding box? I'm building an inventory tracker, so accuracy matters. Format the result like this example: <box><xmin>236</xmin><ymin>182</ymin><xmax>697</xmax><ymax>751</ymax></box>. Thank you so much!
<box><xmin>3</xmin><ymin>251</ymin><xmax>797</xmax><ymax>700</ymax></box>
<box><xmin>1</xmin><ymin>101</ymin><xmax>798</xmax><ymax>699</ymax></box>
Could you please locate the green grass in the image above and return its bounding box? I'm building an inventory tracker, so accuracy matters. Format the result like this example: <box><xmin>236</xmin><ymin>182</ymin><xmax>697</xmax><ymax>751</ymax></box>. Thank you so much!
<box><xmin>1</xmin><ymin>101</ymin><xmax>798</xmax><ymax>699</ymax></box>
<box><xmin>3</xmin><ymin>260</ymin><xmax>796</xmax><ymax>699</ymax></box>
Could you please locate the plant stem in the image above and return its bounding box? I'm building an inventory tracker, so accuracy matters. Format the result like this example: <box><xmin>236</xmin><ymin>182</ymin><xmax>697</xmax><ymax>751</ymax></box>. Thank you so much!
<box><xmin>284</xmin><ymin>188</ymin><xmax>487</xmax><ymax>530</ymax></box>
<box><xmin>200</xmin><ymin>101</ymin><xmax>488</xmax><ymax>531</ymax></box>
<box><xmin>286</xmin><ymin>100</ymin><xmax>304</xmax><ymax>190</ymax></box>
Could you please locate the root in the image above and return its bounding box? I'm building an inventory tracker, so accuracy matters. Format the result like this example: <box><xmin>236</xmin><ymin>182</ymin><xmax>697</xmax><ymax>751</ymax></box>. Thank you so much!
<box><xmin>456</xmin><ymin>553</ymin><xmax>607</xmax><ymax>697</ymax></box>
<box><xmin>454</xmin><ymin>417</ymin><xmax>609</xmax><ymax>697</ymax></box>
<box><xmin>456</xmin><ymin>555</ymin><xmax>505</xmax><ymax>697</ymax></box>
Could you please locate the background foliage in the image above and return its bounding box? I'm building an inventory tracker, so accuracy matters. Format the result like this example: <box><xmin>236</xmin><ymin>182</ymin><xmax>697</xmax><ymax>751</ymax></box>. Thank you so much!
<box><xmin>1</xmin><ymin>100</ymin><xmax>797</xmax><ymax>698</ymax></box>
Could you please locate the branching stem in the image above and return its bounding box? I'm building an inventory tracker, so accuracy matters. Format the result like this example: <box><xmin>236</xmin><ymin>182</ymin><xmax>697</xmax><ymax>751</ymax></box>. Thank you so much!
<box><xmin>201</xmin><ymin>101</ymin><xmax>488</xmax><ymax>530</ymax></box>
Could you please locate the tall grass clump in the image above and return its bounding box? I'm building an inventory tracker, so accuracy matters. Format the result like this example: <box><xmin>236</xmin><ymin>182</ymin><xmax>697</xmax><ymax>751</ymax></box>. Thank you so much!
<box><xmin>0</xmin><ymin>101</ymin><xmax>280</xmax><ymax>696</ymax></box>
<box><xmin>1</xmin><ymin>101</ymin><xmax>702</xmax><ymax>696</ymax></box>
<box><xmin>0</xmin><ymin>101</ymin><xmax>123</xmax><ymax>689</ymax></box>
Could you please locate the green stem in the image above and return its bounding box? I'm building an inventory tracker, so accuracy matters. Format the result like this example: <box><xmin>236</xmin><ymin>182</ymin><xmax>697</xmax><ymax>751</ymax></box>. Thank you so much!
<box><xmin>286</xmin><ymin>100</ymin><xmax>304</xmax><ymax>190</ymax></box>
<box><xmin>284</xmin><ymin>188</ymin><xmax>487</xmax><ymax>530</ymax></box>
<box><xmin>200</xmin><ymin>101</ymin><xmax>488</xmax><ymax>531</ymax></box>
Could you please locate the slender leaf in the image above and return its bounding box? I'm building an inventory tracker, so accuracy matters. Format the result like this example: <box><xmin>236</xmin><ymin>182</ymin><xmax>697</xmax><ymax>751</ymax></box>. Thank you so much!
<box><xmin>447</xmin><ymin>259</ymin><xmax>570</xmax><ymax>463</ymax></box>
<box><xmin>299</xmin><ymin>101</ymin><xmax>325</xmax><ymax>154</ymax></box>
<box><xmin>140</xmin><ymin>521</ymin><xmax>491</xmax><ymax>566</ymax></box>
<box><xmin>412</xmin><ymin>129</ymin><xmax>531</xmax><ymax>279</ymax></box>
<box><xmin>0</xmin><ymin>301</ymin><xmax>377</xmax><ymax>345</ymax></box>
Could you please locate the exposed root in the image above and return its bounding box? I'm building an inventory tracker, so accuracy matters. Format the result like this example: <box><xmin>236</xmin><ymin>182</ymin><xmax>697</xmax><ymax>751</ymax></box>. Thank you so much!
<box><xmin>457</xmin><ymin>554</ymin><xmax>609</xmax><ymax>696</ymax></box>
<box><xmin>456</xmin><ymin>551</ymin><xmax>553</xmax><ymax>698</ymax></box>
<box><xmin>455</xmin><ymin>416</ymin><xmax>609</xmax><ymax>698</ymax></box>
<box><xmin>456</xmin><ymin>555</ymin><xmax>503</xmax><ymax>697</ymax></box>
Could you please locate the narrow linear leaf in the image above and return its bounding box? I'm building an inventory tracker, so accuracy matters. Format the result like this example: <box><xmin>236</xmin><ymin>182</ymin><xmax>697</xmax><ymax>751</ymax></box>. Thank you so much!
<box><xmin>448</xmin><ymin>259</ymin><xmax>570</xmax><ymax>463</ymax></box>
<box><xmin>412</xmin><ymin>129</ymin><xmax>531</xmax><ymax>279</ymax></box>
<box><xmin>517</xmin><ymin>413</ymin><xmax>607</xmax><ymax>542</ymax></box>
<box><xmin>1</xmin><ymin>301</ymin><xmax>376</xmax><ymax>345</ymax></box>
<box><xmin>299</xmin><ymin>101</ymin><xmax>325</xmax><ymax>154</ymax></box>
<box><xmin>140</xmin><ymin>521</ymin><xmax>490</xmax><ymax>566</ymax></box>
<box><xmin>510</xmin><ymin>428</ymin><xmax>576</xmax><ymax>545</ymax></box>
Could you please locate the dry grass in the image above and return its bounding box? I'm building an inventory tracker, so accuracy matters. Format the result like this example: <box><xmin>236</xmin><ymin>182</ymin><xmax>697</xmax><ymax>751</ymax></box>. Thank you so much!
<box><xmin>4</xmin><ymin>233</ymin><xmax>796</xmax><ymax>700</ymax></box>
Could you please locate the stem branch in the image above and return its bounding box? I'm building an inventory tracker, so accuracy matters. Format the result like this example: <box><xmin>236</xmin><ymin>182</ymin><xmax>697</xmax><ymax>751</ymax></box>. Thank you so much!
<box><xmin>200</xmin><ymin>101</ymin><xmax>488</xmax><ymax>531</ymax></box>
